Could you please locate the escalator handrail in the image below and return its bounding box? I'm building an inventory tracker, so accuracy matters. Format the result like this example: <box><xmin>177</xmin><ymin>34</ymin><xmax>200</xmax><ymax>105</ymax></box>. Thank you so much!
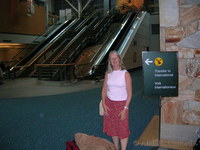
<box><xmin>73</xmin><ymin>11</ymin><xmax>146</xmax><ymax>79</ymax></box>
<box><xmin>90</xmin><ymin>13</ymin><xmax>133</xmax><ymax>70</ymax></box>
<box><xmin>90</xmin><ymin>11</ymin><xmax>146</xmax><ymax>76</ymax></box>
<box><xmin>12</xmin><ymin>19</ymin><xmax>79</xmax><ymax>72</ymax></box>
<box><xmin>74</xmin><ymin>10</ymin><xmax>98</xmax><ymax>32</ymax></box>
<box><xmin>10</xmin><ymin>45</ymin><xmax>34</xmax><ymax>62</ymax></box>
<box><xmin>16</xmin><ymin>11</ymin><xmax>101</xmax><ymax>78</ymax></box>
<box><xmin>35</xmin><ymin>19</ymin><xmax>72</xmax><ymax>44</ymax></box>
<box><xmin>33</xmin><ymin>15</ymin><xmax>72</xmax><ymax>43</ymax></box>
<box><xmin>118</xmin><ymin>11</ymin><xmax>147</xmax><ymax>57</ymax></box>
<box><xmin>93</xmin><ymin>16</ymin><xmax>108</xmax><ymax>30</ymax></box>
<box><xmin>70</xmin><ymin>12</ymin><xmax>134</xmax><ymax>78</ymax></box>
<box><xmin>13</xmin><ymin>11</ymin><xmax>99</xmax><ymax>71</ymax></box>
<box><xmin>11</xmin><ymin>19</ymin><xmax>73</xmax><ymax>69</ymax></box>
<box><xmin>50</xmin><ymin>11</ymin><xmax>101</xmax><ymax>64</ymax></box>
<box><xmin>12</xmin><ymin>19</ymin><xmax>79</xmax><ymax>77</ymax></box>
<box><xmin>50</xmin><ymin>26</ymin><xmax>88</xmax><ymax>64</ymax></box>
<box><xmin>37</xmin><ymin>16</ymin><xmax>98</xmax><ymax>65</ymax></box>
<box><xmin>93</xmin><ymin>10</ymin><xmax>114</xmax><ymax>30</ymax></box>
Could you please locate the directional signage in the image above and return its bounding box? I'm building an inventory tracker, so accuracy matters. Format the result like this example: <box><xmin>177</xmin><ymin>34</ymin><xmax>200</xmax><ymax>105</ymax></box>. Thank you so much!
<box><xmin>142</xmin><ymin>51</ymin><xmax>178</xmax><ymax>97</ymax></box>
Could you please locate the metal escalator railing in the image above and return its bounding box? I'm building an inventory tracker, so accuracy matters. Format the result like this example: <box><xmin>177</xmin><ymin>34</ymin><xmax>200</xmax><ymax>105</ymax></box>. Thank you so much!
<box><xmin>12</xmin><ymin>19</ymin><xmax>77</xmax><ymax>76</ymax></box>
<box><xmin>93</xmin><ymin>11</ymin><xmax>147</xmax><ymax>77</ymax></box>
<box><xmin>9</xmin><ymin>44</ymin><xmax>36</xmax><ymax>67</ymax></box>
<box><xmin>9</xmin><ymin>17</ymin><xmax>68</xmax><ymax>67</ymax></box>
<box><xmin>10</xmin><ymin>19</ymin><xmax>77</xmax><ymax>76</ymax></box>
<box><xmin>34</xmin><ymin>11</ymin><xmax>147</xmax><ymax>81</ymax></box>
<box><xmin>92</xmin><ymin>11</ymin><xmax>147</xmax><ymax>76</ymax></box>
<box><xmin>35</xmin><ymin>62</ymin><xmax>105</xmax><ymax>81</ymax></box>
<box><xmin>32</xmin><ymin>20</ymin><xmax>68</xmax><ymax>44</ymax></box>
<box><xmin>74</xmin><ymin>11</ymin><xmax>147</xmax><ymax>79</ymax></box>
<box><xmin>51</xmin><ymin>26</ymin><xmax>87</xmax><ymax>64</ymax></box>
<box><xmin>34</xmin><ymin>11</ymin><xmax>115</xmax><ymax>80</ymax></box>
<box><xmin>50</xmin><ymin>13</ymin><xmax>115</xmax><ymax>80</ymax></box>
<box><xmin>50</xmin><ymin>11</ymin><xmax>99</xmax><ymax>64</ymax></box>
<box><xmin>26</xmin><ymin>14</ymin><xmax>100</xmax><ymax>80</ymax></box>
<box><xmin>87</xmin><ymin>12</ymin><xmax>135</xmax><ymax>76</ymax></box>
<box><xmin>11</xmin><ymin>19</ymin><xmax>73</xmax><ymax>69</ymax></box>
<box><xmin>32</xmin><ymin>11</ymin><xmax>129</xmax><ymax>80</ymax></box>
<box><xmin>34</xmin><ymin>27</ymin><xmax>89</xmax><ymax>80</ymax></box>
<box><xmin>13</xmin><ymin>10</ymin><xmax>99</xmax><ymax>77</ymax></box>
<box><xmin>118</xmin><ymin>11</ymin><xmax>147</xmax><ymax>57</ymax></box>
<box><xmin>35</xmin><ymin>63</ymin><xmax>75</xmax><ymax>80</ymax></box>
<box><xmin>32</xmin><ymin>15</ymin><xmax>72</xmax><ymax>44</ymax></box>
<box><xmin>16</xmin><ymin>11</ymin><xmax>97</xmax><ymax>75</ymax></box>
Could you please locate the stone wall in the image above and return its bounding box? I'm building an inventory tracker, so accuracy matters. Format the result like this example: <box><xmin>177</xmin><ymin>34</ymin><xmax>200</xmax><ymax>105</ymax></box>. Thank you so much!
<box><xmin>159</xmin><ymin>0</ymin><xmax>200</xmax><ymax>125</ymax></box>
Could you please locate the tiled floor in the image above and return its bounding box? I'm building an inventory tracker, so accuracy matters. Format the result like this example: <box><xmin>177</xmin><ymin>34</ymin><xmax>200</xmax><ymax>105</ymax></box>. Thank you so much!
<box><xmin>0</xmin><ymin>78</ymin><xmax>103</xmax><ymax>99</ymax></box>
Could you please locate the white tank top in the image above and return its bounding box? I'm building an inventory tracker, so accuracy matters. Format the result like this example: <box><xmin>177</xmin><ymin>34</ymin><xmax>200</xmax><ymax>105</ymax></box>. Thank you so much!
<box><xmin>107</xmin><ymin>70</ymin><xmax>127</xmax><ymax>101</ymax></box>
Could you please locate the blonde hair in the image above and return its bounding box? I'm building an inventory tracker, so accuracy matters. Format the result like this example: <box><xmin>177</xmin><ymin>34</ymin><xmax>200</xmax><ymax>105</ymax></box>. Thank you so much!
<box><xmin>107</xmin><ymin>50</ymin><xmax>126</xmax><ymax>73</ymax></box>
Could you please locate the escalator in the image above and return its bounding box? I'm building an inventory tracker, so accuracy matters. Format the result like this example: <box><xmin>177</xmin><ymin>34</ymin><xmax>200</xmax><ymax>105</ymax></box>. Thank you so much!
<box><xmin>12</xmin><ymin>10</ymin><xmax>99</xmax><ymax>77</ymax></box>
<box><xmin>74</xmin><ymin>11</ymin><xmax>147</xmax><ymax>80</ymax></box>
<box><xmin>34</xmin><ymin>11</ymin><xmax>120</xmax><ymax>80</ymax></box>
<box><xmin>34</xmin><ymin>11</ymin><xmax>147</xmax><ymax>81</ymax></box>
<box><xmin>12</xmin><ymin>10</ymin><xmax>147</xmax><ymax>81</ymax></box>
<box><xmin>11</xmin><ymin>19</ymin><xmax>73</xmax><ymax>74</ymax></box>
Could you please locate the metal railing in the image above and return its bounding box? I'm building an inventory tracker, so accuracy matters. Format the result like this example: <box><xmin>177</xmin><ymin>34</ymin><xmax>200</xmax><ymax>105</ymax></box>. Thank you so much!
<box><xmin>10</xmin><ymin>15</ymin><xmax>70</xmax><ymax>65</ymax></box>
<box><xmin>34</xmin><ymin>62</ymin><xmax>107</xmax><ymax>81</ymax></box>
<box><xmin>35</xmin><ymin>63</ymin><xmax>75</xmax><ymax>80</ymax></box>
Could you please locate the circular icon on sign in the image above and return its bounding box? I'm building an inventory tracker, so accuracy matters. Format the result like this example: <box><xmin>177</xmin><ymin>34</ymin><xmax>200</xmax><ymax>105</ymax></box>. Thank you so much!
<box><xmin>154</xmin><ymin>57</ymin><xmax>163</xmax><ymax>66</ymax></box>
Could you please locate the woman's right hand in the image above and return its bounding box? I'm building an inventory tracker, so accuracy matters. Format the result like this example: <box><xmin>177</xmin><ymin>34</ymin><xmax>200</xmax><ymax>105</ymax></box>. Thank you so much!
<box><xmin>103</xmin><ymin>104</ymin><xmax>110</xmax><ymax>116</ymax></box>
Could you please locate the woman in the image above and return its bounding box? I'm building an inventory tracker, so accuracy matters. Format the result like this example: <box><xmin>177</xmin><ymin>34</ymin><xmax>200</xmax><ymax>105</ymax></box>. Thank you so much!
<box><xmin>101</xmin><ymin>51</ymin><xmax>132</xmax><ymax>150</ymax></box>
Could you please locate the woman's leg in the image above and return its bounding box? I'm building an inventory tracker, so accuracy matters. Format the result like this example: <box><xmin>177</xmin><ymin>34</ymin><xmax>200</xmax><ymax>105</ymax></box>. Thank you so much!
<box><xmin>120</xmin><ymin>137</ymin><xmax>128</xmax><ymax>150</ymax></box>
<box><xmin>112</xmin><ymin>136</ymin><xmax>119</xmax><ymax>150</ymax></box>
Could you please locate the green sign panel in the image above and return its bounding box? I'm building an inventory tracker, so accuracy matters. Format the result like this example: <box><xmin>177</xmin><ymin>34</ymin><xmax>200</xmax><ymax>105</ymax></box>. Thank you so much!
<box><xmin>142</xmin><ymin>51</ymin><xmax>178</xmax><ymax>97</ymax></box>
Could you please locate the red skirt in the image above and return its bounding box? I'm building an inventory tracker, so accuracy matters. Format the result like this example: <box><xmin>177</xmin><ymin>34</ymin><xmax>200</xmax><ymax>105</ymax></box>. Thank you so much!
<box><xmin>103</xmin><ymin>97</ymin><xmax>130</xmax><ymax>139</ymax></box>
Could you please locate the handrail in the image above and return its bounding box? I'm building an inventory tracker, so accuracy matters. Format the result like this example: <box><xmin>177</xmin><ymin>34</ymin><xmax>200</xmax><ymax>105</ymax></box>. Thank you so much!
<box><xmin>118</xmin><ymin>11</ymin><xmax>146</xmax><ymax>58</ymax></box>
<box><xmin>78</xmin><ymin>11</ymin><xmax>145</xmax><ymax>78</ymax></box>
<box><xmin>35</xmin><ymin>63</ymin><xmax>76</xmax><ymax>80</ymax></box>
<box><xmin>34</xmin><ymin>62</ymin><xmax>106</xmax><ymax>80</ymax></box>
<box><xmin>25</xmin><ymin>19</ymin><xmax>78</xmax><ymax>66</ymax></box>
<box><xmin>18</xmin><ymin>11</ymin><xmax>101</xmax><ymax>78</ymax></box>
<box><xmin>88</xmin><ymin>12</ymin><xmax>133</xmax><ymax>75</ymax></box>
<box><xmin>87</xmin><ymin>16</ymin><xmax>98</xmax><ymax>28</ymax></box>
<box><xmin>11</xmin><ymin>19</ymin><xmax>78</xmax><ymax>73</ymax></box>
<box><xmin>35</xmin><ymin>62</ymin><xmax>91</xmax><ymax>80</ymax></box>
<box><xmin>93</xmin><ymin>9</ymin><xmax>114</xmax><ymax>30</ymax></box>
<box><xmin>88</xmin><ymin>11</ymin><xmax>146</xmax><ymax>77</ymax></box>
<box><xmin>13</xmin><ymin>10</ymin><xmax>98</xmax><ymax>72</ymax></box>
<box><xmin>33</xmin><ymin>11</ymin><xmax>143</xmax><ymax>80</ymax></box>
<box><xmin>34</xmin><ymin>11</ymin><xmax>104</xmax><ymax>80</ymax></box>
<box><xmin>33</xmin><ymin>15</ymin><xmax>72</xmax><ymax>43</ymax></box>
<box><xmin>50</xmin><ymin>26</ymin><xmax>87</xmax><ymax>64</ymax></box>
<box><xmin>35</xmin><ymin>63</ymin><xmax>75</xmax><ymax>67</ymax></box>
<box><xmin>33</xmin><ymin>20</ymin><xmax>70</xmax><ymax>43</ymax></box>
<box><xmin>74</xmin><ymin>10</ymin><xmax>98</xmax><ymax>32</ymax></box>
<box><xmin>10</xmin><ymin>16</ymin><xmax>69</xmax><ymax>64</ymax></box>
<box><xmin>10</xmin><ymin>45</ymin><xmax>34</xmax><ymax>63</ymax></box>
<box><xmin>93</xmin><ymin>17</ymin><xmax>106</xmax><ymax>30</ymax></box>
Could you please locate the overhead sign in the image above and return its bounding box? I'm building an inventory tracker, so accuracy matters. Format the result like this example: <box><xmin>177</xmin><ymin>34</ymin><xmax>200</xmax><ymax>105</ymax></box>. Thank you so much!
<box><xmin>142</xmin><ymin>51</ymin><xmax>178</xmax><ymax>97</ymax></box>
